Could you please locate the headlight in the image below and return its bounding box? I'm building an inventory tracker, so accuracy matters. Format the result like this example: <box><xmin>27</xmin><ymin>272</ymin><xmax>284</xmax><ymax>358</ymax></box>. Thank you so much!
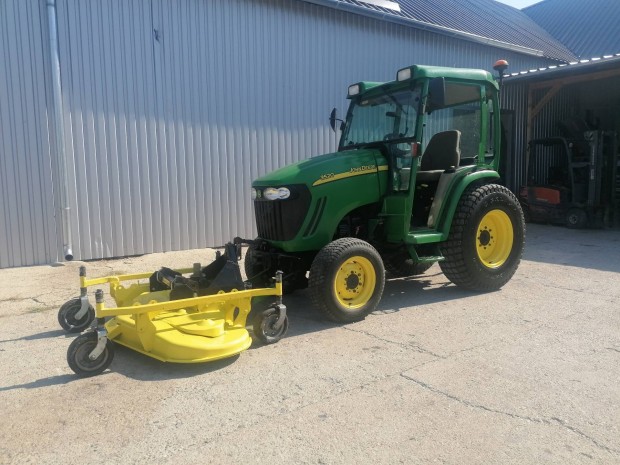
<box><xmin>397</xmin><ymin>67</ymin><xmax>411</xmax><ymax>81</ymax></box>
<box><xmin>263</xmin><ymin>187</ymin><xmax>291</xmax><ymax>200</ymax></box>
<box><xmin>277</xmin><ymin>187</ymin><xmax>291</xmax><ymax>199</ymax></box>
<box><xmin>348</xmin><ymin>84</ymin><xmax>360</xmax><ymax>97</ymax></box>
<box><xmin>251</xmin><ymin>188</ymin><xmax>257</xmax><ymax>200</ymax></box>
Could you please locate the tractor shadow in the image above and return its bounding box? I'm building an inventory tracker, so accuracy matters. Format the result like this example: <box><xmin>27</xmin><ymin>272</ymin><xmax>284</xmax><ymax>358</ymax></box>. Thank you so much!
<box><xmin>107</xmin><ymin>346</ymin><xmax>242</xmax><ymax>381</ymax></box>
<box><xmin>278</xmin><ymin>268</ymin><xmax>483</xmax><ymax>340</ymax></box>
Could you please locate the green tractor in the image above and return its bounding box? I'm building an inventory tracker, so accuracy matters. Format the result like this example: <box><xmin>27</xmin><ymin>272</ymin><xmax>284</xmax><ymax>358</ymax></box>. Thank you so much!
<box><xmin>244</xmin><ymin>61</ymin><xmax>525</xmax><ymax>322</ymax></box>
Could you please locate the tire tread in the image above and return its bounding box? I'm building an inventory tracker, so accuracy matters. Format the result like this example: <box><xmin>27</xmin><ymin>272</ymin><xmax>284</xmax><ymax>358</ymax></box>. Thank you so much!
<box><xmin>439</xmin><ymin>183</ymin><xmax>525</xmax><ymax>291</ymax></box>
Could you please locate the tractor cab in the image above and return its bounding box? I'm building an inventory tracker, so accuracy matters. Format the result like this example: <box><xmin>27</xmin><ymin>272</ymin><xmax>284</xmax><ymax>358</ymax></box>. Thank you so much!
<box><xmin>337</xmin><ymin>65</ymin><xmax>501</xmax><ymax>240</ymax></box>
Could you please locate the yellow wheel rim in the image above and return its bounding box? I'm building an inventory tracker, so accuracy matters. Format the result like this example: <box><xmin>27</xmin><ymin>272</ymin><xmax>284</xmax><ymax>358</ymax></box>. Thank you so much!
<box><xmin>476</xmin><ymin>209</ymin><xmax>514</xmax><ymax>268</ymax></box>
<box><xmin>334</xmin><ymin>256</ymin><xmax>376</xmax><ymax>309</ymax></box>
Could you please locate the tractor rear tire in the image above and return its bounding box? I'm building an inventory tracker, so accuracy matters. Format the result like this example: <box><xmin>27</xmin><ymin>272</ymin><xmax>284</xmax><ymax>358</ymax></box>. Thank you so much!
<box><xmin>308</xmin><ymin>238</ymin><xmax>385</xmax><ymax>323</ymax></box>
<box><xmin>439</xmin><ymin>184</ymin><xmax>525</xmax><ymax>291</ymax></box>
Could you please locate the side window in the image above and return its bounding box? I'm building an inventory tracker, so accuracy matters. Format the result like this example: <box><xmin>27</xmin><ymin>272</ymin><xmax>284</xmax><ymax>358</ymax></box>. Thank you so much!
<box><xmin>424</xmin><ymin>82</ymin><xmax>483</xmax><ymax>160</ymax></box>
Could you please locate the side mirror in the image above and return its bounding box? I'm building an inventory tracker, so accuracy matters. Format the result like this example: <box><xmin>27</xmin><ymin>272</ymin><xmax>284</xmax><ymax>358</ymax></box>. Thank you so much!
<box><xmin>427</xmin><ymin>78</ymin><xmax>446</xmax><ymax>112</ymax></box>
<box><xmin>329</xmin><ymin>108</ymin><xmax>337</xmax><ymax>132</ymax></box>
<box><xmin>329</xmin><ymin>108</ymin><xmax>345</xmax><ymax>133</ymax></box>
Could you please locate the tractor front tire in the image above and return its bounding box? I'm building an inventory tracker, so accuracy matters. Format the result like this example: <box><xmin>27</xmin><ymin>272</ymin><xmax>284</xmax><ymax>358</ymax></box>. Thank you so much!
<box><xmin>440</xmin><ymin>184</ymin><xmax>525</xmax><ymax>291</ymax></box>
<box><xmin>308</xmin><ymin>238</ymin><xmax>385</xmax><ymax>323</ymax></box>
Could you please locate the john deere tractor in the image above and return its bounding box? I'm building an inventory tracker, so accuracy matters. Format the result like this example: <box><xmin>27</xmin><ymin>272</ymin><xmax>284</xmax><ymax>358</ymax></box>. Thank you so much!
<box><xmin>245</xmin><ymin>61</ymin><xmax>525</xmax><ymax>322</ymax></box>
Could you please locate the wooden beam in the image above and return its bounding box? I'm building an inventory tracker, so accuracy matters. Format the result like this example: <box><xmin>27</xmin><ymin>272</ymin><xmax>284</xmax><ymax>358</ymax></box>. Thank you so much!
<box><xmin>530</xmin><ymin>82</ymin><xmax>563</xmax><ymax>120</ymax></box>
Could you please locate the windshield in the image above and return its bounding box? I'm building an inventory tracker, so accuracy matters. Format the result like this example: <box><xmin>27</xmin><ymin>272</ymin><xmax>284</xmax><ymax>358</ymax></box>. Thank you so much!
<box><xmin>341</xmin><ymin>87</ymin><xmax>421</xmax><ymax>148</ymax></box>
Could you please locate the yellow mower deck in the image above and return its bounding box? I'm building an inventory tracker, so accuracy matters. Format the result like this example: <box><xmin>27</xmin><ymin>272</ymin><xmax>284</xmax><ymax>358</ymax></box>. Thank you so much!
<box><xmin>100</xmin><ymin>283</ymin><xmax>271</xmax><ymax>363</ymax></box>
<box><xmin>61</xmin><ymin>246</ymin><xmax>287</xmax><ymax>376</ymax></box>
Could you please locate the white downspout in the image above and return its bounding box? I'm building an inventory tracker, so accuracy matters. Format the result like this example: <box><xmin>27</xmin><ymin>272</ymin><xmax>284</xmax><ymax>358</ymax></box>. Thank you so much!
<box><xmin>46</xmin><ymin>0</ymin><xmax>73</xmax><ymax>261</ymax></box>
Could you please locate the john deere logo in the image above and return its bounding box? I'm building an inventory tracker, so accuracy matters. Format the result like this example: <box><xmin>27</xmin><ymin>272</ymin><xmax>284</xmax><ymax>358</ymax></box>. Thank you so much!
<box><xmin>313</xmin><ymin>165</ymin><xmax>380</xmax><ymax>186</ymax></box>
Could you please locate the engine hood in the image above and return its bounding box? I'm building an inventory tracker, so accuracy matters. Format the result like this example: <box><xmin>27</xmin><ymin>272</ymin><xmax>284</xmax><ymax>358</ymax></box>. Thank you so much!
<box><xmin>252</xmin><ymin>148</ymin><xmax>386</xmax><ymax>187</ymax></box>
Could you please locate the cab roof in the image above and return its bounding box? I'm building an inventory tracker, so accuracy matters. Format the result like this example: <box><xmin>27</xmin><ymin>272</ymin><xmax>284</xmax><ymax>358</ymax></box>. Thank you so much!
<box><xmin>348</xmin><ymin>64</ymin><xmax>498</xmax><ymax>99</ymax></box>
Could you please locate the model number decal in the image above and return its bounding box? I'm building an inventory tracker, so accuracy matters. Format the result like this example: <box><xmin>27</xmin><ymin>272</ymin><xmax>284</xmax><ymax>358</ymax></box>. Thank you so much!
<box><xmin>313</xmin><ymin>165</ymin><xmax>379</xmax><ymax>186</ymax></box>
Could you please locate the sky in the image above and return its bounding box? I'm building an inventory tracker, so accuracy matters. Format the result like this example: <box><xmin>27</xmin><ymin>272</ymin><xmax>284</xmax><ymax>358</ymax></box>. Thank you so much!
<box><xmin>494</xmin><ymin>0</ymin><xmax>541</xmax><ymax>8</ymax></box>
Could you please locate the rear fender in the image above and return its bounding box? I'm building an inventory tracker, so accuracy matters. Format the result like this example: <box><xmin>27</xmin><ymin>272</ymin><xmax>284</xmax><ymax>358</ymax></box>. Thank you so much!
<box><xmin>434</xmin><ymin>170</ymin><xmax>500</xmax><ymax>236</ymax></box>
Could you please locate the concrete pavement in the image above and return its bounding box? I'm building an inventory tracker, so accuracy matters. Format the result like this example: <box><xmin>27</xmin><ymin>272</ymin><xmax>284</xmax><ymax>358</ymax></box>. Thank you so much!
<box><xmin>0</xmin><ymin>224</ymin><xmax>618</xmax><ymax>464</ymax></box>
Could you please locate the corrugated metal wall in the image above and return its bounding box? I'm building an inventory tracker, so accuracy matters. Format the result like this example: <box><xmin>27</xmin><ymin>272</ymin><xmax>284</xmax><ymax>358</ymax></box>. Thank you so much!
<box><xmin>1</xmin><ymin>0</ymin><xmax>554</xmax><ymax>268</ymax></box>
<box><xmin>0</xmin><ymin>0</ymin><xmax>58</xmax><ymax>268</ymax></box>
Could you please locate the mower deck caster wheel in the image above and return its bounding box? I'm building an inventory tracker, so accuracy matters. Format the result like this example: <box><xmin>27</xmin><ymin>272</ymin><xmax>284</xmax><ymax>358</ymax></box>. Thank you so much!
<box><xmin>253</xmin><ymin>307</ymin><xmax>288</xmax><ymax>344</ymax></box>
<box><xmin>67</xmin><ymin>332</ymin><xmax>114</xmax><ymax>377</ymax></box>
<box><xmin>58</xmin><ymin>298</ymin><xmax>95</xmax><ymax>333</ymax></box>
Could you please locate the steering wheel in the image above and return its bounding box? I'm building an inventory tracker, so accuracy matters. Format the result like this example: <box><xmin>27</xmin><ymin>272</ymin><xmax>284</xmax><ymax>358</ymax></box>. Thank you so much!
<box><xmin>383</xmin><ymin>132</ymin><xmax>401</xmax><ymax>141</ymax></box>
<box><xmin>383</xmin><ymin>134</ymin><xmax>411</xmax><ymax>158</ymax></box>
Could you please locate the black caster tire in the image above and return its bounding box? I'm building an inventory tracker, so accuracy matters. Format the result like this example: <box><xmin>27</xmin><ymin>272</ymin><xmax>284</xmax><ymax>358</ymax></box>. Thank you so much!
<box><xmin>67</xmin><ymin>332</ymin><xmax>114</xmax><ymax>377</ymax></box>
<box><xmin>440</xmin><ymin>184</ymin><xmax>525</xmax><ymax>291</ymax></box>
<box><xmin>58</xmin><ymin>298</ymin><xmax>95</xmax><ymax>333</ymax></box>
<box><xmin>308</xmin><ymin>238</ymin><xmax>385</xmax><ymax>323</ymax></box>
<box><xmin>253</xmin><ymin>307</ymin><xmax>288</xmax><ymax>344</ymax></box>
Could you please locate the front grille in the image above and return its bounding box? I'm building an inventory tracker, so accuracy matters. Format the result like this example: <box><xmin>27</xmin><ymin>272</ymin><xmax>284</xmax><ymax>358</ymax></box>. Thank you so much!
<box><xmin>254</xmin><ymin>184</ymin><xmax>310</xmax><ymax>241</ymax></box>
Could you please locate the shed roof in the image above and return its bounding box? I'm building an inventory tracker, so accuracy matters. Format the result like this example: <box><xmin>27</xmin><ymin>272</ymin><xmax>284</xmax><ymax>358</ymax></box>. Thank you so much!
<box><xmin>505</xmin><ymin>54</ymin><xmax>620</xmax><ymax>83</ymax></box>
<box><xmin>524</xmin><ymin>0</ymin><xmax>620</xmax><ymax>59</ymax></box>
<box><xmin>302</xmin><ymin>0</ymin><xmax>577</xmax><ymax>62</ymax></box>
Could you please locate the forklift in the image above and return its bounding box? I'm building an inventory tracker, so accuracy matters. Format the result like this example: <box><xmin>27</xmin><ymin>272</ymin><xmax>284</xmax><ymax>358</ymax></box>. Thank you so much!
<box><xmin>519</xmin><ymin>131</ymin><xmax>618</xmax><ymax>228</ymax></box>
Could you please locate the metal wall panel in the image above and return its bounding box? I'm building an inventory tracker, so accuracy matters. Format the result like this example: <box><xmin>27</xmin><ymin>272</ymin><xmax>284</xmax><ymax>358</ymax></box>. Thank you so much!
<box><xmin>0</xmin><ymin>0</ymin><xmax>58</xmax><ymax>268</ymax></box>
<box><xmin>55</xmin><ymin>0</ymin><xmax>160</xmax><ymax>259</ymax></box>
<box><xmin>1</xmin><ymin>0</ymin><xmax>555</xmax><ymax>266</ymax></box>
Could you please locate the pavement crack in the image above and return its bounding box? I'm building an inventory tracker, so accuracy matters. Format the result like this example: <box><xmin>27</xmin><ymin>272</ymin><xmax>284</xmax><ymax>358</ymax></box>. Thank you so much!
<box><xmin>400</xmin><ymin>373</ymin><xmax>545</xmax><ymax>422</ymax></box>
<box><xmin>342</xmin><ymin>326</ymin><xmax>445</xmax><ymax>358</ymax></box>
<box><xmin>400</xmin><ymin>373</ymin><xmax>619</xmax><ymax>455</ymax></box>
<box><xmin>605</xmin><ymin>347</ymin><xmax>620</xmax><ymax>354</ymax></box>
<box><xmin>549</xmin><ymin>417</ymin><xmax>618</xmax><ymax>454</ymax></box>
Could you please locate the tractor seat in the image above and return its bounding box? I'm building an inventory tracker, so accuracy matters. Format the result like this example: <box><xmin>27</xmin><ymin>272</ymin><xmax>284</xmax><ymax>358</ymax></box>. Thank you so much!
<box><xmin>417</xmin><ymin>130</ymin><xmax>461</xmax><ymax>182</ymax></box>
